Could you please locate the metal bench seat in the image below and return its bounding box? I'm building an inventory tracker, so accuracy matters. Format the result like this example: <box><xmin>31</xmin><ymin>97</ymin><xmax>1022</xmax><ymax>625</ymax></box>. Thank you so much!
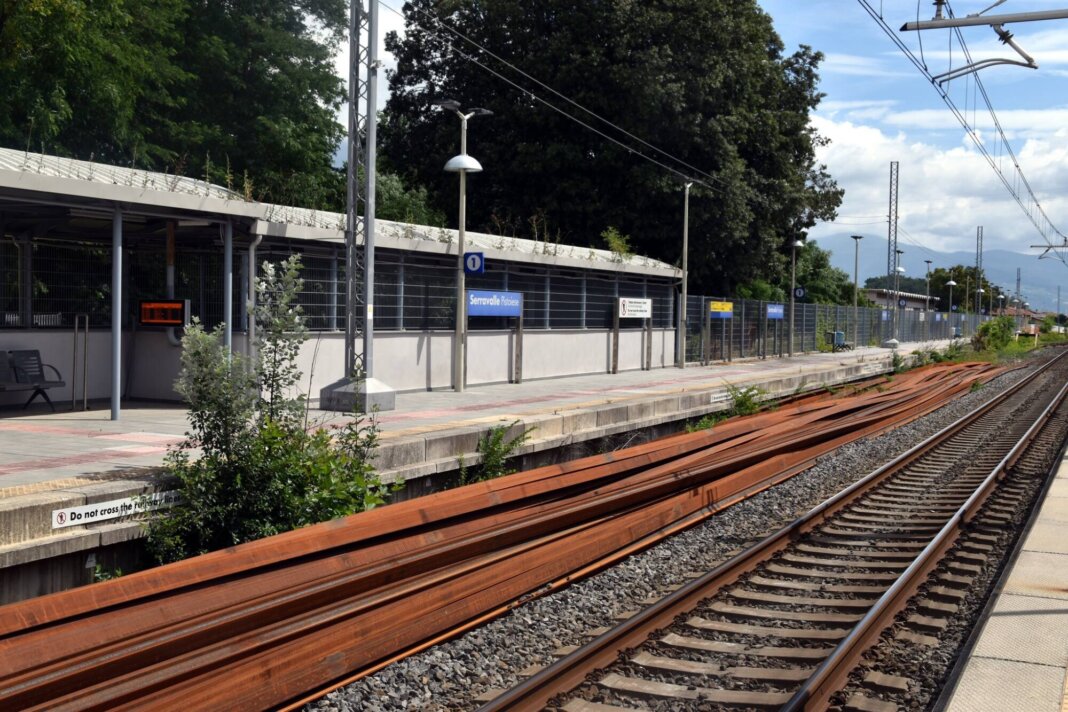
<box><xmin>4</xmin><ymin>350</ymin><xmax>65</xmax><ymax>411</ymax></box>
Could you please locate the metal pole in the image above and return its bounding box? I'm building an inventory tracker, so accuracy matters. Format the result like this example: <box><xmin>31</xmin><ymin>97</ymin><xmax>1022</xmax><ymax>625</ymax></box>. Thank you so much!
<box><xmin>363</xmin><ymin>0</ymin><xmax>379</xmax><ymax>377</ymax></box>
<box><xmin>852</xmin><ymin>235</ymin><xmax>862</xmax><ymax>348</ymax></box>
<box><xmin>679</xmin><ymin>182</ymin><xmax>691</xmax><ymax>368</ymax></box>
<box><xmin>924</xmin><ymin>259</ymin><xmax>932</xmax><ymax>341</ymax></box>
<box><xmin>111</xmin><ymin>209</ymin><xmax>122</xmax><ymax>421</ymax></box>
<box><xmin>789</xmin><ymin>243</ymin><xmax>797</xmax><ymax>356</ymax></box>
<box><xmin>453</xmin><ymin>116</ymin><xmax>468</xmax><ymax>392</ymax></box>
<box><xmin>223</xmin><ymin>221</ymin><xmax>233</xmax><ymax>353</ymax></box>
<box><xmin>343</xmin><ymin>0</ymin><xmax>359</xmax><ymax>376</ymax></box>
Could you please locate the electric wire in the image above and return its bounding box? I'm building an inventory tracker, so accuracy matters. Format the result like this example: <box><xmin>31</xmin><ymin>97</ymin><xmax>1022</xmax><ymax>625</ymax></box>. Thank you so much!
<box><xmin>856</xmin><ymin>0</ymin><xmax>1068</xmax><ymax>268</ymax></box>
<box><xmin>376</xmin><ymin>0</ymin><xmax>724</xmax><ymax>192</ymax></box>
<box><xmin>384</xmin><ymin>0</ymin><xmax>723</xmax><ymax>188</ymax></box>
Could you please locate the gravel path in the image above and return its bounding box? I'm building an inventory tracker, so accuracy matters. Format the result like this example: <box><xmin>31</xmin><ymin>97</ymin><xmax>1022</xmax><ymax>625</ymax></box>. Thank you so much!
<box><xmin>311</xmin><ymin>366</ymin><xmax>1028</xmax><ymax>712</ymax></box>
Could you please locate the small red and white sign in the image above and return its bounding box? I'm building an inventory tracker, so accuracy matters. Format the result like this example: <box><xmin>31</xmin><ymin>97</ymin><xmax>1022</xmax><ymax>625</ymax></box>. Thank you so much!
<box><xmin>51</xmin><ymin>491</ymin><xmax>180</xmax><ymax>529</ymax></box>
<box><xmin>618</xmin><ymin>297</ymin><xmax>653</xmax><ymax>319</ymax></box>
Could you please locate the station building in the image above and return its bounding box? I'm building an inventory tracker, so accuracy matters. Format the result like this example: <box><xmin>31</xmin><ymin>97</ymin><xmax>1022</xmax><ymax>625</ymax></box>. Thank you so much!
<box><xmin>0</xmin><ymin>149</ymin><xmax>680</xmax><ymax>415</ymax></box>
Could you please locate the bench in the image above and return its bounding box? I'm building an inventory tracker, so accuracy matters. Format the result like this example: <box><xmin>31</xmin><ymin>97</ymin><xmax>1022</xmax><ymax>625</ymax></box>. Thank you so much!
<box><xmin>1</xmin><ymin>350</ymin><xmax>65</xmax><ymax>411</ymax></box>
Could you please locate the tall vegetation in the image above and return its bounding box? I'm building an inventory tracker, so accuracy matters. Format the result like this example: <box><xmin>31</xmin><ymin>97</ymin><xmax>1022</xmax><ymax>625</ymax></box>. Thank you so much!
<box><xmin>381</xmin><ymin>0</ymin><xmax>842</xmax><ymax>294</ymax></box>
<box><xmin>146</xmin><ymin>255</ymin><xmax>392</xmax><ymax>564</ymax></box>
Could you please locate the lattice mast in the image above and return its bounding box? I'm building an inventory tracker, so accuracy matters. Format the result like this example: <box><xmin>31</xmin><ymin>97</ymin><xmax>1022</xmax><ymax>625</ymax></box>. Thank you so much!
<box><xmin>344</xmin><ymin>0</ymin><xmax>380</xmax><ymax>378</ymax></box>
<box><xmin>887</xmin><ymin>161</ymin><xmax>900</xmax><ymax>339</ymax></box>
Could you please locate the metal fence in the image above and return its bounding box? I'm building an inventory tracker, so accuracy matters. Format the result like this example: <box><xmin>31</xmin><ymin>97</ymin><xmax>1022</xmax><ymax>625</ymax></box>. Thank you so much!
<box><xmin>3</xmin><ymin>238</ymin><xmax>676</xmax><ymax>332</ymax></box>
<box><xmin>2</xmin><ymin>237</ymin><xmax>997</xmax><ymax>350</ymax></box>
<box><xmin>681</xmin><ymin>295</ymin><xmax>987</xmax><ymax>363</ymax></box>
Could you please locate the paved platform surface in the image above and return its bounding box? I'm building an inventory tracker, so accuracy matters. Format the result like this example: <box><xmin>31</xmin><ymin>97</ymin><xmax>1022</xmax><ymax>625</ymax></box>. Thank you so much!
<box><xmin>0</xmin><ymin>343</ymin><xmax>942</xmax><ymax>498</ymax></box>
<box><xmin>945</xmin><ymin>450</ymin><xmax>1068</xmax><ymax>712</ymax></box>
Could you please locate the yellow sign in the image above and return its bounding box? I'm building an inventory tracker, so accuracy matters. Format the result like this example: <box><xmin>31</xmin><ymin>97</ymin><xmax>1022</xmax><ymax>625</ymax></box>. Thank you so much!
<box><xmin>709</xmin><ymin>301</ymin><xmax>733</xmax><ymax>313</ymax></box>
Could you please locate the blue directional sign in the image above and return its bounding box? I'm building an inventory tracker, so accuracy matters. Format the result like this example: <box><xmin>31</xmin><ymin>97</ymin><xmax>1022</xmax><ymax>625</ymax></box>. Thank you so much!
<box><xmin>467</xmin><ymin>290</ymin><xmax>522</xmax><ymax>317</ymax></box>
<box><xmin>767</xmin><ymin>303</ymin><xmax>785</xmax><ymax>320</ymax></box>
<box><xmin>464</xmin><ymin>252</ymin><xmax>485</xmax><ymax>275</ymax></box>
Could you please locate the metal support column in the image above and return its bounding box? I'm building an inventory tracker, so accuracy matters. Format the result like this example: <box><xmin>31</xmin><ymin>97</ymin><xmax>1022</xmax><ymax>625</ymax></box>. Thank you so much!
<box><xmin>111</xmin><ymin>209</ymin><xmax>122</xmax><ymax>421</ymax></box>
<box><xmin>15</xmin><ymin>234</ymin><xmax>32</xmax><ymax>328</ymax></box>
<box><xmin>223</xmin><ymin>221</ymin><xmax>233</xmax><ymax>353</ymax></box>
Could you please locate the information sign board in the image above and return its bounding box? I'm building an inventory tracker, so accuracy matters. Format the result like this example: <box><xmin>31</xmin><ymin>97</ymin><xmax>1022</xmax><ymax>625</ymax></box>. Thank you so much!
<box><xmin>467</xmin><ymin>290</ymin><xmax>522</xmax><ymax>317</ymax></box>
<box><xmin>618</xmin><ymin>297</ymin><xmax>653</xmax><ymax>319</ymax></box>
<box><xmin>766</xmin><ymin>303</ymin><xmax>784</xmax><ymax>320</ymax></box>
<box><xmin>139</xmin><ymin>300</ymin><xmax>190</xmax><ymax>327</ymax></box>
<box><xmin>463</xmin><ymin>252</ymin><xmax>485</xmax><ymax>275</ymax></box>
<box><xmin>709</xmin><ymin>301</ymin><xmax>733</xmax><ymax>319</ymax></box>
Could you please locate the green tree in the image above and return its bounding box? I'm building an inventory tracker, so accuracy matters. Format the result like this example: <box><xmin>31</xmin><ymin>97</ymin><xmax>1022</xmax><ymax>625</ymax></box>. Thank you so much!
<box><xmin>381</xmin><ymin>0</ymin><xmax>842</xmax><ymax>294</ymax></box>
<box><xmin>0</xmin><ymin>0</ymin><xmax>348</xmax><ymax>211</ymax></box>
<box><xmin>927</xmin><ymin>266</ymin><xmax>994</xmax><ymax>314</ymax></box>
<box><xmin>0</xmin><ymin>0</ymin><xmax>187</xmax><ymax>163</ymax></box>
<box><xmin>790</xmin><ymin>241</ymin><xmax>856</xmax><ymax>305</ymax></box>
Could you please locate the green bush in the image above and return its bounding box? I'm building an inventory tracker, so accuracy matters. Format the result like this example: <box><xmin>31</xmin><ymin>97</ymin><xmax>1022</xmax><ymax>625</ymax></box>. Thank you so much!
<box><xmin>459</xmin><ymin>420</ymin><xmax>534</xmax><ymax>485</ymax></box>
<box><xmin>146</xmin><ymin>255</ymin><xmax>394</xmax><ymax>564</ymax></box>
<box><xmin>972</xmin><ymin>316</ymin><xmax>1016</xmax><ymax>352</ymax></box>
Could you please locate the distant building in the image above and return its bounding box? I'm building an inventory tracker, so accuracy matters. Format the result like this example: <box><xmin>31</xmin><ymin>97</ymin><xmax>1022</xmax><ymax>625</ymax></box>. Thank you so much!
<box><xmin>863</xmin><ymin>288</ymin><xmax>939</xmax><ymax>312</ymax></box>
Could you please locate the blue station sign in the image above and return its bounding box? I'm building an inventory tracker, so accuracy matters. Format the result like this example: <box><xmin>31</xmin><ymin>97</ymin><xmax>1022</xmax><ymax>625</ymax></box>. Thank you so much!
<box><xmin>467</xmin><ymin>290</ymin><xmax>523</xmax><ymax>317</ymax></box>
<box><xmin>766</xmin><ymin>303</ymin><xmax>784</xmax><ymax>320</ymax></box>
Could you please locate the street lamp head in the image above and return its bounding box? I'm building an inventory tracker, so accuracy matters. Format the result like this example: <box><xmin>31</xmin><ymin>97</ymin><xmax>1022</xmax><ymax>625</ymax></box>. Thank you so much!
<box><xmin>947</xmin><ymin>280</ymin><xmax>957</xmax><ymax>287</ymax></box>
<box><xmin>851</xmin><ymin>234</ymin><xmax>863</xmax><ymax>241</ymax></box>
<box><xmin>896</xmin><ymin>266</ymin><xmax>906</xmax><ymax>274</ymax></box>
<box><xmin>792</xmin><ymin>239</ymin><xmax>804</xmax><ymax>248</ymax></box>
<box><xmin>924</xmin><ymin>259</ymin><xmax>932</xmax><ymax>266</ymax></box>
<box><xmin>432</xmin><ymin>99</ymin><xmax>462</xmax><ymax>112</ymax></box>
<box><xmin>896</xmin><ymin>248</ymin><xmax>904</xmax><ymax>255</ymax></box>
<box><xmin>977</xmin><ymin>288</ymin><xmax>985</xmax><ymax>294</ymax></box>
<box><xmin>470</xmin><ymin>107</ymin><xmax>494</xmax><ymax>117</ymax></box>
<box><xmin>444</xmin><ymin>154</ymin><xmax>483</xmax><ymax>173</ymax></box>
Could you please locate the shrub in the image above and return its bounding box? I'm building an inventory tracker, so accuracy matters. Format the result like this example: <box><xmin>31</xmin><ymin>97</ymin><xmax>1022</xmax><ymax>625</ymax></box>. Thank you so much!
<box><xmin>972</xmin><ymin>316</ymin><xmax>1016</xmax><ymax>352</ymax></box>
<box><xmin>146</xmin><ymin>255</ymin><xmax>394</xmax><ymax>564</ymax></box>
<box><xmin>459</xmin><ymin>420</ymin><xmax>534</xmax><ymax>485</ymax></box>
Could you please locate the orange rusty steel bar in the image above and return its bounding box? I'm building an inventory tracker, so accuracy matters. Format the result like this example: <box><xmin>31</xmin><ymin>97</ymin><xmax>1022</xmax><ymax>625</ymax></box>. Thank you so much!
<box><xmin>0</xmin><ymin>362</ymin><xmax>1004</xmax><ymax>710</ymax></box>
<box><xmin>478</xmin><ymin>355</ymin><xmax>1060</xmax><ymax>712</ymax></box>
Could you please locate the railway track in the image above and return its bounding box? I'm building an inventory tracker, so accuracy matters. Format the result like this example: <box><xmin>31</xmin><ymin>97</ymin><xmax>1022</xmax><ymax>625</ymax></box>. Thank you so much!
<box><xmin>480</xmin><ymin>350</ymin><xmax>1068</xmax><ymax>712</ymax></box>
<box><xmin>0</xmin><ymin>361</ymin><xmax>1013</xmax><ymax>710</ymax></box>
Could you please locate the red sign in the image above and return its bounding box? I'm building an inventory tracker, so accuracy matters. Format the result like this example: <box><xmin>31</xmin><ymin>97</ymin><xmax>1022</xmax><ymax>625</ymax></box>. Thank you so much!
<box><xmin>139</xmin><ymin>300</ymin><xmax>189</xmax><ymax>327</ymax></box>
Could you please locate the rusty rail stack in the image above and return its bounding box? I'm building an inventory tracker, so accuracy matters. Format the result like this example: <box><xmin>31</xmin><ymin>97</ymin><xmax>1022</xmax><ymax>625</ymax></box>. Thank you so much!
<box><xmin>0</xmin><ymin>363</ymin><xmax>1003</xmax><ymax>710</ymax></box>
<box><xmin>481</xmin><ymin>353</ymin><xmax>1068</xmax><ymax>712</ymax></box>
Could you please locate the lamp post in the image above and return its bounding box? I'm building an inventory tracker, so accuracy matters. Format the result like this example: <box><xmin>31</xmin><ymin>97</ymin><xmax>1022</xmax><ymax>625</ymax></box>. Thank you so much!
<box><xmin>976</xmin><ymin>288</ymin><xmax>985</xmax><ymax>325</ymax></box>
<box><xmin>789</xmin><ymin>239</ymin><xmax>803</xmax><ymax>356</ymax></box>
<box><xmin>924</xmin><ymin>259</ymin><xmax>932</xmax><ymax>341</ymax></box>
<box><xmin>437</xmin><ymin>99</ymin><xmax>492</xmax><ymax>393</ymax></box>
<box><xmin>851</xmin><ymin>235</ymin><xmax>863</xmax><ymax>349</ymax></box>
<box><xmin>998</xmin><ymin>293</ymin><xmax>1005</xmax><ymax>317</ymax></box>
<box><xmin>678</xmin><ymin>182</ymin><xmax>693</xmax><ymax>368</ymax></box>
<box><xmin>888</xmin><ymin>249</ymin><xmax>905</xmax><ymax>345</ymax></box>
<box><xmin>947</xmin><ymin>279</ymin><xmax>957</xmax><ymax>338</ymax></box>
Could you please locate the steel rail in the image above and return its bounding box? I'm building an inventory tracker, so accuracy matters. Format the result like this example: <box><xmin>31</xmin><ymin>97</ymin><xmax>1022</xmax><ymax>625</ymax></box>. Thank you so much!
<box><xmin>783</xmin><ymin>369</ymin><xmax>1068</xmax><ymax>710</ymax></box>
<box><xmin>0</xmin><ymin>363</ymin><xmax>1009</xmax><ymax>709</ymax></box>
<box><xmin>478</xmin><ymin>350</ymin><xmax>1066</xmax><ymax>712</ymax></box>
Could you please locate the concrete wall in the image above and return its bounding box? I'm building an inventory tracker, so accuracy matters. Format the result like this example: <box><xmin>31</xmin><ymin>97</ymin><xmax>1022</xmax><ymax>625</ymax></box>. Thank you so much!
<box><xmin>1</xmin><ymin>327</ymin><xmax>676</xmax><ymax>406</ymax></box>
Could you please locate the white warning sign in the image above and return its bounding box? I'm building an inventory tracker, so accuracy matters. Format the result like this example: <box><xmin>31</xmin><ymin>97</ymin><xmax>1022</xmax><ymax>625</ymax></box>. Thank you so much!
<box><xmin>51</xmin><ymin>491</ymin><xmax>180</xmax><ymax>529</ymax></box>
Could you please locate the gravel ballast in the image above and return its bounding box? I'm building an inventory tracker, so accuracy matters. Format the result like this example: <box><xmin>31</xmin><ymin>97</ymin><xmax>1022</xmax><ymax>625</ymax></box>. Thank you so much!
<box><xmin>311</xmin><ymin>366</ymin><xmax>1029</xmax><ymax>712</ymax></box>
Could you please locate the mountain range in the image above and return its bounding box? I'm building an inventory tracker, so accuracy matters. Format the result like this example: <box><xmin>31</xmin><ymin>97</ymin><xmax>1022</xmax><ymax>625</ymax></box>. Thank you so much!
<box><xmin>813</xmin><ymin>233</ymin><xmax>1068</xmax><ymax>314</ymax></box>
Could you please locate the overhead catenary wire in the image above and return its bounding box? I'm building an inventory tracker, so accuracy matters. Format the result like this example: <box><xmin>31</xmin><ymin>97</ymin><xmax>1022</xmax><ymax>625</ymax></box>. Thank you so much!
<box><xmin>376</xmin><ymin>0</ymin><xmax>725</xmax><ymax>193</ymax></box>
<box><xmin>856</xmin><ymin>0</ymin><xmax>1068</xmax><ymax>268</ymax></box>
<box><xmin>384</xmin><ymin>0</ymin><xmax>724</xmax><ymax>189</ymax></box>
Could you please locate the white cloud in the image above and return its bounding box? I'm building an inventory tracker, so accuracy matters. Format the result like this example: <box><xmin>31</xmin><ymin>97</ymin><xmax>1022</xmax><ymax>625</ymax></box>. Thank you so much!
<box><xmin>809</xmin><ymin>116</ymin><xmax>1068</xmax><ymax>257</ymax></box>
<box><xmin>822</xmin><ymin>53</ymin><xmax>913</xmax><ymax>78</ymax></box>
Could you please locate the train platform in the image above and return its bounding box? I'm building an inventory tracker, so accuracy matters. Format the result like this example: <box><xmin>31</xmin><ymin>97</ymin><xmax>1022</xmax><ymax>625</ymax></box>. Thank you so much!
<box><xmin>944</xmin><ymin>449</ymin><xmax>1068</xmax><ymax>712</ymax></box>
<box><xmin>0</xmin><ymin>340</ymin><xmax>948</xmax><ymax>601</ymax></box>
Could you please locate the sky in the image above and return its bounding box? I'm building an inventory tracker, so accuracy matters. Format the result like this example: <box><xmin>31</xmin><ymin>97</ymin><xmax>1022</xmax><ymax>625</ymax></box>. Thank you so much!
<box><xmin>757</xmin><ymin>0</ymin><xmax>1068</xmax><ymax>260</ymax></box>
<box><xmin>336</xmin><ymin>1</ymin><xmax>1068</xmax><ymax>305</ymax></box>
